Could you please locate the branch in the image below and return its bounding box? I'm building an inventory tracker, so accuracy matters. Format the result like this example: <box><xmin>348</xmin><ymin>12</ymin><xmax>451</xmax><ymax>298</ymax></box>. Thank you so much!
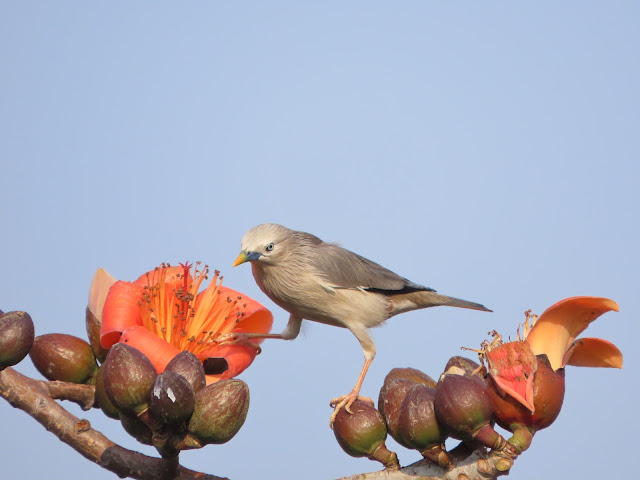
<box><xmin>337</xmin><ymin>443</ymin><xmax>512</xmax><ymax>480</ymax></box>
<box><xmin>0</xmin><ymin>367</ymin><xmax>226</xmax><ymax>480</ymax></box>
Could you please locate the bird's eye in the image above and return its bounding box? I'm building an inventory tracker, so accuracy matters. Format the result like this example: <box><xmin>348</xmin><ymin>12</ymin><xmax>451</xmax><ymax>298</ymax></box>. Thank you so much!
<box><xmin>265</xmin><ymin>242</ymin><xmax>275</xmax><ymax>252</ymax></box>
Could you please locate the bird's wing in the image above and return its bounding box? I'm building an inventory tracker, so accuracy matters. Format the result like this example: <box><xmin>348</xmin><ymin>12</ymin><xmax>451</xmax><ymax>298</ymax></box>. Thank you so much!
<box><xmin>311</xmin><ymin>243</ymin><xmax>435</xmax><ymax>293</ymax></box>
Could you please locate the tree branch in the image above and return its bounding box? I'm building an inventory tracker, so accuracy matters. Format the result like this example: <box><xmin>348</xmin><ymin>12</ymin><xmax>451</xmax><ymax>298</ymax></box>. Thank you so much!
<box><xmin>337</xmin><ymin>442</ymin><xmax>513</xmax><ymax>480</ymax></box>
<box><xmin>0</xmin><ymin>367</ymin><xmax>226</xmax><ymax>480</ymax></box>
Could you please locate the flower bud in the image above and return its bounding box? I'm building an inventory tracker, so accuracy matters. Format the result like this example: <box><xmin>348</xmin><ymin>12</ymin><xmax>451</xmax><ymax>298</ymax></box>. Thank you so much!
<box><xmin>102</xmin><ymin>343</ymin><xmax>157</xmax><ymax>415</ymax></box>
<box><xmin>378</xmin><ymin>378</ymin><xmax>416</xmax><ymax>448</ymax></box>
<box><xmin>378</xmin><ymin>367</ymin><xmax>437</xmax><ymax>449</ymax></box>
<box><xmin>94</xmin><ymin>364</ymin><xmax>120</xmax><ymax>419</ymax></box>
<box><xmin>435</xmin><ymin>371</ymin><xmax>506</xmax><ymax>451</ymax></box>
<box><xmin>0</xmin><ymin>311</ymin><xmax>35</xmax><ymax>370</ymax></box>
<box><xmin>444</xmin><ymin>356</ymin><xmax>481</xmax><ymax>377</ymax></box>
<box><xmin>119</xmin><ymin>412</ymin><xmax>153</xmax><ymax>445</ymax></box>
<box><xmin>164</xmin><ymin>351</ymin><xmax>206</xmax><ymax>394</ymax></box>
<box><xmin>29</xmin><ymin>333</ymin><xmax>98</xmax><ymax>384</ymax></box>
<box><xmin>333</xmin><ymin>399</ymin><xmax>399</xmax><ymax>470</ymax></box>
<box><xmin>398</xmin><ymin>383</ymin><xmax>451</xmax><ymax>468</ymax></box>
<box><xmin>187</xmin><ymin>379</ymin><xmax>249</xmax><ymax>446</ymax></box>
<box><xmin>382</xmin><ymin>367</ymin><xmax>437</xmax><ymax>389</ymax></box>
<box><xmin>149</xmin><ymin>371</ymin><xmax>196</xmax><ymax>425</ymax></box>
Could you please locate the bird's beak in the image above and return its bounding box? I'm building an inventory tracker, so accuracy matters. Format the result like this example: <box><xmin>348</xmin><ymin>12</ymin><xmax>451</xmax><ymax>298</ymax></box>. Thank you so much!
<box><xmin>233</xmin><ymin>251</ymin><xmax>261</xmax><ymax>267</ymax></box>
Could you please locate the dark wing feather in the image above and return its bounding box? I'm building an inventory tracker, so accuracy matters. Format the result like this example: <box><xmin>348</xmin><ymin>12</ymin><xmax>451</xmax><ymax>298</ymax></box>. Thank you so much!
<box><xmin>311</xmin><ymin>242</ymin><xmax>435</xmax><ymax>293</ymax></box>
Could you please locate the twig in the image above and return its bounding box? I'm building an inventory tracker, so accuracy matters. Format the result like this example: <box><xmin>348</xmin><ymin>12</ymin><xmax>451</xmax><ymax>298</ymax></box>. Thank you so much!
<box><xmin>42</xmin><ymin>379</ymin><xmax>96</xmax><ymax>410</ymax></box>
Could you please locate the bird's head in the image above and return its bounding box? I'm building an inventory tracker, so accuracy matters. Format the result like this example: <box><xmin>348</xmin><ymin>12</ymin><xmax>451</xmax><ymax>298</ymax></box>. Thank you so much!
<box><xmin>233</xmin><ymin>223</ymin><xmax>294</xmax><ymax>267</ymax></box>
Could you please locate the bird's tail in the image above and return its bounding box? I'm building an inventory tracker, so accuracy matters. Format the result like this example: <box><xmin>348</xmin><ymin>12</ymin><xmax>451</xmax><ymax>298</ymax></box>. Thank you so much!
<box><xmin>390</xmin><ymin>291</ymin><xmax>492</xmax><ymax>315</ymax></box>
<box><xmin>437</xmin><ymin>294</ymin><xmax>492</xmax><ymax>312</ymax></box>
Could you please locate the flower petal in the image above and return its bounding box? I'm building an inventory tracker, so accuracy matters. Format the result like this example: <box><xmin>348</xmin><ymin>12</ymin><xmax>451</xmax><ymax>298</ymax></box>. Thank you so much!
<box><xmin>88</xmin><ymin>268</ymin><xmax>117</xmax><ymax>320</ymax></box>
<box><xmin>100</xmin><ymin>281</ymin><xmax>144</xmax><ymax>349</ymax></box>
<box><xmin>486</xmin><ymin>341</ymin><xmax>537</xmax><ymax>413</ymax></box>
<box><xmin>526</xmin><ymin>296</ymin><xmax>619</xmax><ymax>371</ymax></box>
<box><xmin>198</xmin><ymin>343</ymin><xmax>259</xmax><ymax>384</ymax></box>
<box><xmin>195</xmin><ymin>285</ymin><xmax>273</xmax><ymax>343</ymax></box>
<box><xmin>221</xmin><ymin>286</ymin><xmax>273</xmax><ymax>343</ymax></box>
<box><xmin>564</xmin><ymin>337</ymin><xmax>623</xmax><ymax>368</ymax></box>
<box><xmin>119</xmin><ymin>325</ymin><xmax>181</xmax><ymax>373</ymax></box>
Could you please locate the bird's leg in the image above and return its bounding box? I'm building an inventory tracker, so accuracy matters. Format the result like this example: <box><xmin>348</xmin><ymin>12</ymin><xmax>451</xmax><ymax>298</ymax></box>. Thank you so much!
<box><xmin>329</xmin><ymin>328</ymin><xmax>376</xmax><ymax>428</ymax></box>
<box><xmin>217</xmin><ymin>315</ymin><xmax>302</xmax><ymax>353</ymax></box>
<box><xmin>329</xmin><ymin>356</ymin><xmax>375</xmax><ymax>427</ymax></box>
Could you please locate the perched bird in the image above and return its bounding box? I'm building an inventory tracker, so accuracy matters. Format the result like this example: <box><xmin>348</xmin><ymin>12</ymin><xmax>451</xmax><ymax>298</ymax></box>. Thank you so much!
<box><xmin>232</xmin><ymin>223</ymin><xmax>491</xmax><ymax>426</ymax></box>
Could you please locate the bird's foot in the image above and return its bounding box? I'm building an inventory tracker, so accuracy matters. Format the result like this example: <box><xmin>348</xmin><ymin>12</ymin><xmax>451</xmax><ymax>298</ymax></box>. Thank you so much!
<box><xmin>216</xmin><ymin>332</ymin><xmax>262</xmax><ymax>354</ymax></box>
<box><xmin>329</xmin><ymin>392</ymin><xmax>374</xmax><ymax>428</ymax></box>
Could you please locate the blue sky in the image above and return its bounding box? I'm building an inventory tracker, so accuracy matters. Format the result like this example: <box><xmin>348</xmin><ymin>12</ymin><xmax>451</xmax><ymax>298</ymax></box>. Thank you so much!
<box><xmin>1</xmin><ymin>2</ymin><xmax>638</xmax><ymax>479</ymax></box>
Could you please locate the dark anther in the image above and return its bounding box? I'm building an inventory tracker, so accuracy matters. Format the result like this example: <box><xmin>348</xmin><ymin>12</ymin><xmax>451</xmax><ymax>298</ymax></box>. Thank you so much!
<box><xmin>203</xmin><ymin>357</ymin><xmax>229</xmax><ymax>375</ymax></box>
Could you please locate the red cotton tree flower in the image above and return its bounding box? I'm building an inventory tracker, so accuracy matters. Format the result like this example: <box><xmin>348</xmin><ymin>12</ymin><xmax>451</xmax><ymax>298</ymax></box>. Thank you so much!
<box><xmin>91</xmin><ymin>262</ymin><xmax>273</xmax><ymax>383</ymax></box>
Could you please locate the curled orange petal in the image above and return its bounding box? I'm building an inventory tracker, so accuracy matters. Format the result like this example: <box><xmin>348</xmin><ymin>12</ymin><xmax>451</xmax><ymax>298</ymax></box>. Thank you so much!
<box><xmin>119</xmin><ymin>325</ymin><xmax>181</xmax><ymax>373</ymax></box>
<box><xmin>220</xmin><ymin>286</ymin><xmax>273</xmax><ymax>344</ymax></box>
<box><xmin>100</xmin><ymin>281</ymin><xmax>144</xmax><ymax>349</ymax></box>
<box><xmin>526</xmin><ymin>296</ymin><xmax>619</xmax><ymax>371</ymax></box>
<box><xmin>88</xmin><ymin>268</ymin><xmax>116</xmax><ymax>320</ymax></box>
<box><xmin>564</xmin><ymin>337</ymin><xmax>623</xmax><ymax>368</ymax></box>
<box><xmin>193</xmin><ymin>285</ymin><xmax>273</xmax><ymax>344</ymax></box>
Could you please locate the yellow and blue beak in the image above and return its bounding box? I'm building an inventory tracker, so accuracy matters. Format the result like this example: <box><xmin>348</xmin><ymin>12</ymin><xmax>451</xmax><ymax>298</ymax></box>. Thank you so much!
<box><xmin>233</xmin><ymin>251</ymin><xmax>262</xmax><ymax>267</ymax></box>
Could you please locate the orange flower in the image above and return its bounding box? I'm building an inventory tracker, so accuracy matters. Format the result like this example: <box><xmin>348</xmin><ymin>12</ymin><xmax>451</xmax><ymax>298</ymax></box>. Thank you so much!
<box><xmin>524</xmin><ymin>296</ymin><xmax>623</xmax><ymax>371</ymax></box>
<box><xmin>90</xmin><ymin>262</ymin><xmax>273</xmax><ymax>384</ymax></box>
<box><xmin>481</xmin><ymin>296</ymin><xmax>623</xmax><ymax>443</ymax></box>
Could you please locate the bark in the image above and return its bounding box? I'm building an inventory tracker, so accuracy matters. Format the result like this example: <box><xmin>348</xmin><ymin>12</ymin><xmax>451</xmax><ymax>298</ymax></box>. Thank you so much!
<box><xmin>337</xmin><ymin>449</ymin><xmax>510</xmax><ymax>480</ymax></box>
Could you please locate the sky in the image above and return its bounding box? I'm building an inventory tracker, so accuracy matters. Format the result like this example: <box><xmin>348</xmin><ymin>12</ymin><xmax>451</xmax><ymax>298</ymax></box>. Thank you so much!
<box><xmin>1</xmin><ymin>2</ymin><xmax>638</xmax><ymax>480</ymax></box>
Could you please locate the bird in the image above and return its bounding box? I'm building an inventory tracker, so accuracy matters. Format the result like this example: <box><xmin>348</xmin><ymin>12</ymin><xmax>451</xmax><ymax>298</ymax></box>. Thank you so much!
<box><xmin>231</xmin><ymin>223</ymin><xmax>491</xmax><ymax>426</ymax></box>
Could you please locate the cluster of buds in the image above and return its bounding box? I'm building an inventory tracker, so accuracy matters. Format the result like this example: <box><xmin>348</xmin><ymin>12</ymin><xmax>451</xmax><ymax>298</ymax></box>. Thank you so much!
<box><xmin>0</xmin><ymin>307</ymin><xmax>252</xmax><ymax>457</ymax></box>
<box><xmin>332</xmin><ymin>296</ymin><xmax>623</xmax><ymax>473</ymax></box>
<box><xmin>100</xmin><ymin>344</ymin><xmax>249</xmax><ymax>454</ymax></box>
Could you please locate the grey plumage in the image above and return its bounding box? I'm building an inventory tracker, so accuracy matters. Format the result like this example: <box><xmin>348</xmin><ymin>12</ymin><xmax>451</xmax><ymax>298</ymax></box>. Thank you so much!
<box><xmin>232</xmin><ymin>223</ymin><xmax>491</xmax><ymax>423</ymax></box>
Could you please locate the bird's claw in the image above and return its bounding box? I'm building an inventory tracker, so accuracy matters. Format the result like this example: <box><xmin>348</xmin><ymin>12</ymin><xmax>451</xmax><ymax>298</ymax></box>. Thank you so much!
<box><xmin>329</xmin><ymin>393</ymin><xmax>374</xmax><ymax>429</ymax></box>
<box><xmin>217</xmin><ymin>333</ymin><xmax>262</xmax><ymax>354</ymax></box>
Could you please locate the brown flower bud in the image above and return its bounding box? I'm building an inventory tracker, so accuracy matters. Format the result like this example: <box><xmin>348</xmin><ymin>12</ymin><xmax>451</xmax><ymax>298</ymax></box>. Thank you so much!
<box><xmin>164</xmin><ymin>351</ymin><xmax>206</xmax><ymax>394</ymax></box>
<box><xmin>119</xmin><ymin>412</ymin><xmax>153</xmax><ymax>445</ymax></box>
<box><xmin>0</xmin><ymin>311</ymin><xmax>35</xmax><ymax>370</ymax></box>
<box><xmin>102</xmin><ymin>343</ymin><xmax>157</xmax><ymax>415</ymax></box>
<box><xmin>29</xmin><ymin>333</ymin><xmax>98</xmax><ymax>384</ymax></box>
<box><xmin>187</xmin><ymin>379</ymin><xmax>250</xmax><ymax>446</ymax></box>
<box><xmin>435</xmin><ymin>371</ymin><xmax>506</xmax><ymax>451</ymax></box>
<box><xmin>333</xmin><ymin>399</ymin><xmax>399</xmax><ymax>470</ymax></box>
<box><xmin>149</xmin><ymin>371</ymin><xmax>196</xmax><ymax>425</ymax></box>
<box><xmin>94</xmin><ymin>363</ymin><xmax>120</xmax><ymax>419</ymax></box>
<box><xmin>378</xmin><ymin>378</ymin><xmax>416</xmax><ymax>448</ymax></box>
<box><xmin>398</xmin><ymin>383</ymin><xmax>451</xmax><ymax>468</ymax></box>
